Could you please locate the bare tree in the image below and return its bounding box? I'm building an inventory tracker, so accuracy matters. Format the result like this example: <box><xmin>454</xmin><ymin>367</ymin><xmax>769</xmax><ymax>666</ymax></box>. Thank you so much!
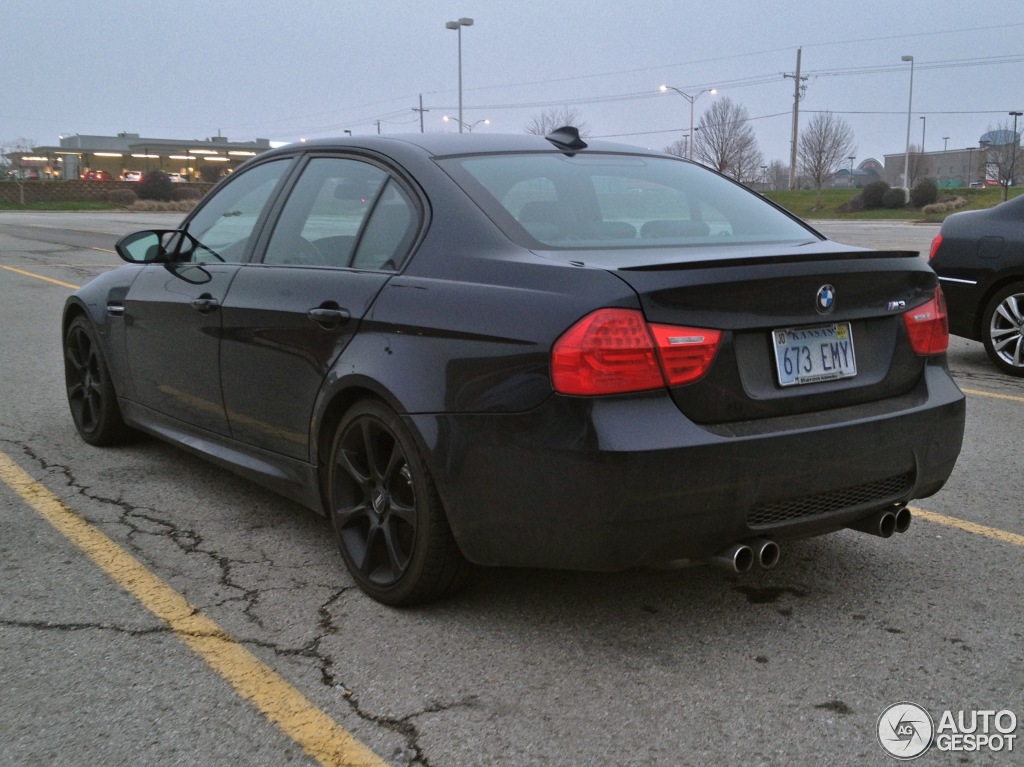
<box><xmin>663</xmin><ymin>136</ymin><xmax>688</xmax><ymax>158</ymax></box>
<box><xmin>766</xmin><ymin>160</ymin><xmax>789</xmax><ymax>191</ymax></box>
<box><xmin>1</xmin><ymin>137</ymin><xmax>37</xmax><ymax>205</ymax></box>
<box><xmin>797</xmin><ymin>112</ymin><xmax>856</xmax><ymax>209</ymax></box>
<box><xmin>692</xmin><ymin>98</ymin><xmax>763</xmax><ymax>182</ymax></box>
<box><xmin>906</xmin><ymin>144</ymin><xmax>927</xmax><ymax>188</ymax></box>
<box><xmin>980</xmin><ymin>122</ymin><xmax>1023</xmax><ymax>201</ymax></box>
<box><xmin>525</xmin><ymin>107</ymin><xmax>590</xmax><ymax>137</ymax></box>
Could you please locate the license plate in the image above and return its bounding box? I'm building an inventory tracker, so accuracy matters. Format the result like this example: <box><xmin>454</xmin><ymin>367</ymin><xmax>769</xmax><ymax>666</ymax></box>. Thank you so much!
<box><xmin>772</xmin><ymin>322</ymin><xmax>856</xmax><ymax>387</ymax></box>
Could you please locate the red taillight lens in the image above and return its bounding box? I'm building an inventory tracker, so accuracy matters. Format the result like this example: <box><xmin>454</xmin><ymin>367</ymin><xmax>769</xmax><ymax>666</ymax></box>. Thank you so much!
<box><xmin>551</xmin><ymin>308</ymin><xmax>721</xmax><ymax>395</ymax></box>
<box><xmin>929</xmin><ymin>234</ymin><xmax>943</xmax><ymax>260</ymax></box>
<box><xmin>648</xmin><ymin>323</ymin><xmax>723</xmax><ymax>386</ymax></box>
<box><xmin>903</xmin><ymin>287</ymin><xmax>949</xmax><ymax>355</ymax></box>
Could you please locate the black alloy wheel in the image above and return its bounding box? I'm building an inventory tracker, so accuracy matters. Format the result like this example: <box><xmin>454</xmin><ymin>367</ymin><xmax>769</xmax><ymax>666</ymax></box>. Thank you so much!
<box><xmin>63</xmin><ymin>316</ymin><xmax>131</xmax><ymax>445</ymax></box>
<box><xmin>327</xmin><ymin>400</ymin><xmax>467</xmax><ymax>605</ymax></box>
<box><xmin>982</xmin><ymin>282</ymin><xmax>1024</xmax><ymax>377</ymax></box>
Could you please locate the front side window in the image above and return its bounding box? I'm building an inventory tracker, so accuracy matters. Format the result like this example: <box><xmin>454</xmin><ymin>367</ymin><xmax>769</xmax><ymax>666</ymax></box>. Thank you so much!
<box><xmin>181</xmin><ymin>158</ymin><xmax>292</xmax><ymax>263</ymax></box>
<box><xmin>437</xmin><ymin>152</ymin><xmax>817</xmax><ymax>253</ymax></box>
<box><xmin>263</xmin><ymin>157</ymin><xmax>418</xmax><ymax>270</ymax></box>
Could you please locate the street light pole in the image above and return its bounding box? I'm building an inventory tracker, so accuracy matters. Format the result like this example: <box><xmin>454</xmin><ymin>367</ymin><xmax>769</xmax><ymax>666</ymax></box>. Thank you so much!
<box><xmin>1009</xmin><ymin>111</ymin><xmax>1022</xmax><ymax>200</ymax></box>
<box><xmin>902</xmin><ymin>55</ymin><xmax>914</xmax><ymax>199</ymax></box>
<box><xmin>660</xmin><ymin>85</ymin><xmax>716</xmax><ymax>161</ymax></box>
<box><xmin>445</xmin><ymin>18</ymin><xmax>474</xmax><ymax>133</ymax></box>
<box><xmin>920</xmin><ymin>116</ymin><xmax>926</xmax><ymax>153</ymax></box>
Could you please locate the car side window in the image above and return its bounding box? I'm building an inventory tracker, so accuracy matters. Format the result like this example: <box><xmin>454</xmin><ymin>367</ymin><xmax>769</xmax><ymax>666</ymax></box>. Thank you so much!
<box><xmin>263</xmin><ymin>157</ymin><xmax>418</xmax><ymax>270</ymax></box>
<box><xmin>351</xmin><ymin>181</ymin><xmax>418</xmax><ymax>270</ymax></box>
<box><xmin>180</xmin><ymin>159</ymin><xmax>291</xmax><ymax>264</ymax></box>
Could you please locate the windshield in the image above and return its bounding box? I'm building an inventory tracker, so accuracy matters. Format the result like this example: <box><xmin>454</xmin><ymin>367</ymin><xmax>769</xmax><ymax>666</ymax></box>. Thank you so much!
<box><xmin>437</xmin><ymin>152</ymin><xmax>817</xmax><ymax>250</ymax></box>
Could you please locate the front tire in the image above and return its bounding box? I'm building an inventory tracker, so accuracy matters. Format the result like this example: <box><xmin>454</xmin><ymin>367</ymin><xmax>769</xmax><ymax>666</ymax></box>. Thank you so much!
<box><xmin>327</xmin><ymin>400</ymin><xmax>467</xmax><ymax>605</ymax></box>
<box><xmin>63</xmin><ymin>316</ymin><xmax>132</xmax><ymax>445</ymax></box>
<box><xmin>982</xmin><ymin>283</ymin><xmax>1024</xmax><ymax>377</ymax></box>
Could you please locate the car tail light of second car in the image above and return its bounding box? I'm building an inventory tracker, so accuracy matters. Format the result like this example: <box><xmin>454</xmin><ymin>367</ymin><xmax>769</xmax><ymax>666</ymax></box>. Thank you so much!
<box><xmin>903</xmin><ymin>287</ymin><xmax>950</xmax><ymax>355</ymax></box>
<box><xmin>551</xmin><ymin>308</ymin><xmax>721</xmax><ymax>395</ymax></box>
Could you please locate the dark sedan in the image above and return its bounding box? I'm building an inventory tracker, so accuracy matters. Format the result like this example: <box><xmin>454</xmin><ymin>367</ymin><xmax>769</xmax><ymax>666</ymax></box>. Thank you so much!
<box><xmin>930</xmin><ymin>194</ymin><xmax>1024</xmax><ymax>375</ymax></box>
<box><xmin>63</xmin><ymin>130</ymin><xmax>965</xmax><ymax>605</ymax></box>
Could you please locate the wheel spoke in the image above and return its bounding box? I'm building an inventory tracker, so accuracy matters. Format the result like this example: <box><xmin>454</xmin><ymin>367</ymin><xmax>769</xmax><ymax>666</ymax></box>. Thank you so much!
<box><xmin>380</xmin><ymin>519</ymin><xmax>410</xmax><ymax>575</ymax></box>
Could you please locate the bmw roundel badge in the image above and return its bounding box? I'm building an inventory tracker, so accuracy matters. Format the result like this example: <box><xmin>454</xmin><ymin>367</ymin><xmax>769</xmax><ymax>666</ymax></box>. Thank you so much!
<box><xmin>816</xmin><ymin>284</ymin><xmax>836</xmax><ymax>314</ymax></box>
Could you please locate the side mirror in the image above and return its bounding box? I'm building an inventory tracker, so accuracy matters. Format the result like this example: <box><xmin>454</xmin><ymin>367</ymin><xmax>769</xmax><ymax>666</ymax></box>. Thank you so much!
<box><xmin>115</xmin><ymin>230</ymin><xmax>180</xmax><ymax>264</ymax></box>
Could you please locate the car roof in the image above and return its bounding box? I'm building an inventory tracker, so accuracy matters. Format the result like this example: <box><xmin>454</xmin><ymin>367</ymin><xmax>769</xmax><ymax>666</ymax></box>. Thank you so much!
<box><xmin>262</xmin><ymin>132</ymin><xmax>665</xmax><ymax>161</ymax></box>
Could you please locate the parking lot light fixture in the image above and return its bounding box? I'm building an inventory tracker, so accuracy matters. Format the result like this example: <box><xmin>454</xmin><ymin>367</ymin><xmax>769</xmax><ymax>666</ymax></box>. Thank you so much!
<box><xmin>445</xmin><ymin>18</ymin><xmax>474</xmax><ymax>133</ymax></box>
<box><xmin>660</xmin><ymin>85</ymin><xmax>716</xmax><ymax>161</ymax></box>
<box><xmin>1009</xmin><ymin>111</ymin><xmax>1023</xmax><ymax>198</ymax></box>
<box><xmin>902</xmin><ymin>55</ymin><xmax>914</xmax><ymax>200</ymax></box>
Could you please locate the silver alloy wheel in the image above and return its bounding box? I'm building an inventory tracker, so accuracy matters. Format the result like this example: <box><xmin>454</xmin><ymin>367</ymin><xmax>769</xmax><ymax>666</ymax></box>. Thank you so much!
<box><xmin>989</xmin><ymin>291</ymin><xmax>1024</xmax><ymax>369</ymax></box>
<box><xmin>982</xmin><ymin>283</ymin><xmax>1024</xmax><ymax>377</ymax></box>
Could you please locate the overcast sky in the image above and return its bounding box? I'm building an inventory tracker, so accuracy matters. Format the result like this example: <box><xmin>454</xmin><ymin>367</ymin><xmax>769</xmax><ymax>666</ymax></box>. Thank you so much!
<box><xmin>4</xmin><ymin>0</ymin><xmax>1024</xmax><ymax>166</ymax></box>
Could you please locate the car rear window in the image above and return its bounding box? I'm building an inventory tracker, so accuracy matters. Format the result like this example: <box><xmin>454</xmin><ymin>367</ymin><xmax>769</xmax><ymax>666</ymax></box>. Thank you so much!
<box><xmin>436</xmin><ymin>152</ymin><xmax>817</xmax><ymax>250</ymax></box>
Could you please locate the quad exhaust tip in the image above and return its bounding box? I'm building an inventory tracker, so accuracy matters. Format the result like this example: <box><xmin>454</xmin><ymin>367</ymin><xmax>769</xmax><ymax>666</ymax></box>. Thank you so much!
<box><xmin>708</xmin><ymin>538</ymin><xmax>780</xmax><ymax>573</ymax></box>
<box><xmin>848</xmin><ymin>506</ymin><xmax>912</xmax><ymax>538</ymax></box>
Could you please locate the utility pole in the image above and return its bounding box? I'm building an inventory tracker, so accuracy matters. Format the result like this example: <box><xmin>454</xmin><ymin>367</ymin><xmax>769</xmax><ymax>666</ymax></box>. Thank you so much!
<box><xmin>411</xmin><ymin>94</ymin><xmax>430</xmax><ymax>133</ymax></box>
<box><xmin>784</xmin><ymin>48</ymin><xmax>807</xmax><ymax>191</ymax></box>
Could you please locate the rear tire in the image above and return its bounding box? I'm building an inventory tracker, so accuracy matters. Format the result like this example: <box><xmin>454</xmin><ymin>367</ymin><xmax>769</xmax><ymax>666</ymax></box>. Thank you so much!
<box><xmin>63</xmin><ymin>316</ymin><xmax>132</xmax><ymax>445</ymax></box>
<box><xmin>982</xmin><ymin>283</ymin><xmax>1024</xmax><ymax>376</ymax></box>
<box><xmin>327</xmin><ymin>400</ymin><xmax>468</xmax><ymax>605</ymax></box>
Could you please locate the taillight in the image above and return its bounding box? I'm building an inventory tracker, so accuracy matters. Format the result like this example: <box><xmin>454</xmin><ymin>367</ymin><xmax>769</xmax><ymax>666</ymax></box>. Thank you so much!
<box><xmin>929</xmin><ymin>234</ymin><xmax>943</xmax><ymax>260</ymax></box>
<box><xmin>903</xmin><ymin>287</ymin><xmax>949</xmax><ymax>355</ymax></box>
<box><xmin>648</xmin><ymin>323</ymin><xmax>723</xmax><ymax>385</ymax></box>
<box><xmin>551</xmin><ymin>308</ymin><xmax>721</xmax><ymax>395</ymax></box>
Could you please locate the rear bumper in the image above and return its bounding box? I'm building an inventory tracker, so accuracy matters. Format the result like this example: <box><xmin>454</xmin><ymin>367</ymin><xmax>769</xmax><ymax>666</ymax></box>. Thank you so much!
<box><xmin>412</xmin><ymin>362</ymin><xmax>965</xmax><ymax>570</ymax></box>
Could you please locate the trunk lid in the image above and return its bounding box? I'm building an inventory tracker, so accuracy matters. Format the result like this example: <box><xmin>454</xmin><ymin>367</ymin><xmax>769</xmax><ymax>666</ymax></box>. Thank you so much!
<box><xmin>579</xmin><ymin>244</ymin><xmax>937</xmax><ymax>424</ymax></box>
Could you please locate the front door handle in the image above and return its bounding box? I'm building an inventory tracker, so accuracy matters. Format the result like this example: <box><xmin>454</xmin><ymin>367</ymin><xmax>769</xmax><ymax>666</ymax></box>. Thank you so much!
<box><xmin>307</xmin><ymin>306</ymin><xmax>351</xmax><ymax>329</ymax></box>
<box><xmin>191</xmin><ymin>294</ymin><xmax>220</xmax><ymax>314</ymax></box>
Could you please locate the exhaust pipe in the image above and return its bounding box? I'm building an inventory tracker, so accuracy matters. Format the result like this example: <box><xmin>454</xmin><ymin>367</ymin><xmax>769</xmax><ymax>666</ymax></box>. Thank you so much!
<box><xmin>708</xmin><ymin>543</ymin><xmax>754</xmax><ymax>574</ymax></box>
<box><xmin>848</xmin><ymin>508</ymin><xmax>898</xmax><ymax>538</ymax></box>
<box><xmin>746</xmin><ymin>537</ymin><xmax>781</xmax><ymax>569</ymax></box>
<box><xmin>894</xmin><ymin>506</ymin><xmax>912</xmax><ymax>534</ymax></box>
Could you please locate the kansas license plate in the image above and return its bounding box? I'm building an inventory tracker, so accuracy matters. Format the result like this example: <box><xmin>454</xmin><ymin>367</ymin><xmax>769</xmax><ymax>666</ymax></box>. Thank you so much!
<box><xmin>772</xmin><ymin>322</ymin><xmax>857</xmax><ymax>387</ymax></box>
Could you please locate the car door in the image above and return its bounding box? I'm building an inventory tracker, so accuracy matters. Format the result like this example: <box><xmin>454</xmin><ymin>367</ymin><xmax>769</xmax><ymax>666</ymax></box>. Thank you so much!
<box><xmin>218</xmin><ymin>155</ymin><xmax>422</xmax><ymax>459</ymax></box>
<box><xmin>122</xmin><ymin>158</ymin><xmax>293</xmax><ymax>434</ymax></box>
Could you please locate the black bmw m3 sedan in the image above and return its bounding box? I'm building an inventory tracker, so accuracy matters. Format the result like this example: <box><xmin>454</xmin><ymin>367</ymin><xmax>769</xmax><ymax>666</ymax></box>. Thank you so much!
<box><xmin>63</xmin><ymin>129</ymin><xmax>965</xmax><ymax>604</ymax></box>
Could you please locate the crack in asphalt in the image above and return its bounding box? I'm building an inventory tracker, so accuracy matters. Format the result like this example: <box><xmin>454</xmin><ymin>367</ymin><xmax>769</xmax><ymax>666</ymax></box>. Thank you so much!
<box><xmin>5</xmin><ymin>436</ymin><xmax>460</xmax><ymax>765</ymax></box>
<box><xmin>0</xmin><ymin>618</ymin><xmax>171</xmax><ymax>637</ymax></box>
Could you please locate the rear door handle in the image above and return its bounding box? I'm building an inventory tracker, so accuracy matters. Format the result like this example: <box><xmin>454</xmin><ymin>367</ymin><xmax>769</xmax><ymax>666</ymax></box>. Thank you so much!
<box><xmin>307</xmin><ymin>306</ymin><xmax>351</xmax><ymax>329</ymax></box>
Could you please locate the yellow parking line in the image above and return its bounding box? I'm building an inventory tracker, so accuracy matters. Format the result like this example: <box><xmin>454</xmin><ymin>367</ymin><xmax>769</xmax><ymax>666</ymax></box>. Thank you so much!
<box><xmin>911</xmin><ymin>506</ymin><xmax>1024</xmax><ymax>547</ymax></box>
<box><xmin>961</xmin><ymin>387</ymin><xmax>1024</xmax><ymax>404</ymax></box>
<box><xmin>0</xmin><ymin>450</ymin><xmax>387</xmax><ymax>767</ymax></box>
<box><xmin>1</xmin><ymin>264</ymin><xmax>80</xmax><ymax>290</ymax></box>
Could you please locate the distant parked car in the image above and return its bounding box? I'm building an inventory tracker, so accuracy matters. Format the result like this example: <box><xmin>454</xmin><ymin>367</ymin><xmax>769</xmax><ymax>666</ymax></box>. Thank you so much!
<box><xmin>930</xmin><ymin>194</ymin><xmax>1024</xmax><ymax>375</ymax></box>
<box><xmin>82</xmin><ymin>170</ymin><xmax>113</xmax><ymax>180</ymax></box>
<box><xmin>122</xmin><ymin>171</ymin><xmax>143</xmax><ymax>182</ymax></box>
<box><xmin>167</xmin><ymin>172</ymin><xmax>185</xmax><ymax>183</ymax></box>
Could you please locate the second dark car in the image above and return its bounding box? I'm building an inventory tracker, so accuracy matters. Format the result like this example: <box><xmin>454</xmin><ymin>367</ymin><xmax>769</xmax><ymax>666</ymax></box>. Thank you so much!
<box><xmin>63</xmin><ymin>131</ymin><xmax>965</xmax><ymax>605</ymax></box>
<box><xmin>930</xmin><ymin>194</ymin><xmax>1024</xmax><ymax>375</ymax></box>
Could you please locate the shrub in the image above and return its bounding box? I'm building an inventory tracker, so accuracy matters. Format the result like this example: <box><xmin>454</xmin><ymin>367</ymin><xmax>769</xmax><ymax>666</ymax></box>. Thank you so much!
<box><xmin>862</xmin><ymin>180</ymin><xmax>891</xmax><ymax>209</ymax></box>
<box><xmin>836</xmin><ymin>193</ymin><xmax>866</xmax><ymax>213</ymax></box>
<box><xmin>910</xmin><ymin>178</ymin><xmax>939</xmax><ymax>208</ymax></box>
<box><xmin>137</xmin><ymin>170</ymin><xmax>173</xmax><ymax>201</ymax></box>
<box><xmin>922</xmin><ymin>197</ymin><xmax>968</xmax><ymax>215</ymax></box>
<box><xmin>106</xmin><ymin>188</ymin><xmax>138</xmax><ymax>207</ymax></box>
<box><xmin>882</xmin><ymin>188</ymin><xmax>908</xmax><ymax>209</ymax></box>
<box><xmin>171</xmin><ymin>185</ymin><xmax>203</xmax><ymax>202</ymax></box>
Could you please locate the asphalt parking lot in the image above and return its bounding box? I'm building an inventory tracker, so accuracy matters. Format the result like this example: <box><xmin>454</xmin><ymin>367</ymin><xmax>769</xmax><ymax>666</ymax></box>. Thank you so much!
<box><xmin>1</xmin><ymin>212</ymin><xmax>1021</xmax><ymax>766</ymax></box>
